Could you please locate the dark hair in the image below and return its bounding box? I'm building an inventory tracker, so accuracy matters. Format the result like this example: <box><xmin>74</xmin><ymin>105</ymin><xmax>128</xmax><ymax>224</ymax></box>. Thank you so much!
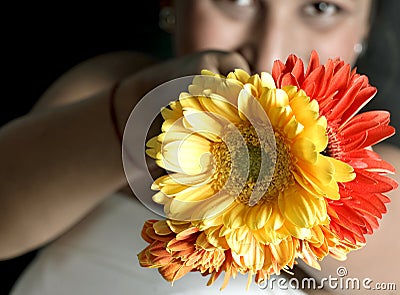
<box><xmin>357</xmin><ymin>0</ymin><xmax>400</xmax><ymax>147</ymax></box>
<box><xmin>369</xmin><ymin>0</ymin><xmax>379</xmax><ymax>25</ymax></box>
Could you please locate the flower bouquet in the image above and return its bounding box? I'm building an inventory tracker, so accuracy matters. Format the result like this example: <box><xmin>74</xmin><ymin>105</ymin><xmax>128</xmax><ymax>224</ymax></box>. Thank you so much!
<box><xmin>137</xmin><ymin>51</ymin><xmax>397</xmax><ymax>290</ymax></box>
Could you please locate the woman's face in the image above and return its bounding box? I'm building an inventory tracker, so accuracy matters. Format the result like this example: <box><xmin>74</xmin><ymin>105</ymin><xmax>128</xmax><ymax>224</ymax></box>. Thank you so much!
<box><xmin>173</xmin><ymin>0</ymin><xmax>373</xmax><ymax>72</ymax></box>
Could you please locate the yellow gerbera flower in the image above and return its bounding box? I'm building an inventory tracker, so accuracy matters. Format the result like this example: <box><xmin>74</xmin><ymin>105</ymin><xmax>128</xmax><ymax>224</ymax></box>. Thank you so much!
<box><xmin>143</xmin><ymin>69</ymin><xmax>355</xmax><ymax>285</ymax></box>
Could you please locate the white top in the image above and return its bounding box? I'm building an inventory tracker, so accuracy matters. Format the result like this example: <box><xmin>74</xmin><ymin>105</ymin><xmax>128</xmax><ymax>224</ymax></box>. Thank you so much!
<box><xmin>11</xmin><ymin>193</ymin><xmax>306</xmax><ymax>295</ymax></box>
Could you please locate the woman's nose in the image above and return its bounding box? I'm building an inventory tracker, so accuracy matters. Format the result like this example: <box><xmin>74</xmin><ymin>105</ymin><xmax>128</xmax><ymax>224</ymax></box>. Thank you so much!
<box><xmin>238</xmin><ymin>4</ymin><xmax>297</xmax><ymax>73</ymax></box>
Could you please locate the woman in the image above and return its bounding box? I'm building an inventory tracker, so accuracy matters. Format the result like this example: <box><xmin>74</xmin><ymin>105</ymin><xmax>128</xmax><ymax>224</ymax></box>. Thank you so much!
<box><xmin>2</xmin><ymin>1</ymin><xmax>399</xmax><ymax>294</ymax></box>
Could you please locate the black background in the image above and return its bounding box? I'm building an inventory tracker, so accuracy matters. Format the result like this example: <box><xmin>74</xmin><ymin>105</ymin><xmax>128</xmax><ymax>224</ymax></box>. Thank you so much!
<box><xmin>1</xmin><ymin>1</ymin><xmax>399</xmax><ymax>294</ymax></box>
<box><xmin>2</xmin><ymin>2</ymin><xmax>170</xmax><ymax>126</ymax></box>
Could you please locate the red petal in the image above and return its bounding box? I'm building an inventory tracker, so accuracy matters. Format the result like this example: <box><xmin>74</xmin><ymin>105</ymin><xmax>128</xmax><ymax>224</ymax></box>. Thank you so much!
<box><xmin>272</xmin><ymin>60</ymin><xmax>285</xmax><ymax>85</ymax></box>
<box><xmin>362</xmin><ymin>125</ymin><xmax>396</xmax><ymax>148</ymax></box>
<box><xmin>339</xmin><ymin>132</ymin><xmax>368</xmax><ymax>152</ymax></box>
<box><xmin>346</xmin><ymin>157</ymin><xmax>396</xmax><ymax>172</ymax></box>
<box><xmin>345</xmin><ymin>170</ymin><xmax>397</xmax><ymax>193</ymax></box>
<box><xmin>328</xmin><ymin>78</ymin><xmax>364</xmax><ymax>119</ymax></box>
<box><xmin>316</xmin><ymin>61</ymin><xmax>334</xmax><ymax>98</ymax></box>
<box><xmin>341</xmin><ymin>86</ymin><xmax>377</xmax><ymax>124</ymax></box>
<box><xmin>176</xmin><ymin>227</ymin><xmax>199</xmax><ymax>240</ymax></box>
<box><xmin>325</xmin><ymin>64</ymin><xmax>351</xmax><ymax>98</ymax></box>
<box><xmin>280</xmin><ymin>72</ymin><xmax>299</xmax><ymax>88</ymax></box>
<box><xmin>348</xmin><ymin>111</ymin><xmax>391</xmax><ymax>126</ymax></box>
<box><xmin>348</xmin><ymin>197</ymin><xmax>383</xmax><ymax>219</ymax></box>
<box><xmin>331</xmin><ymin>203</ymin><xmax>366</xmax><ymax>226</ymax></box>
<box><xmin>291</xmin><ymin>58</ymin><xmax>305</xmax><ymax>84</ymax></box>
<box><xmin>361</xmin><ymin>212</ymin><xmax>380</xmax><ymax>229</ymax></box>
<box><xmin>338</xmin><ymin>111</ymin><xmax>396</xmax><ymax>150</ymax></box>
<box><xmin>168</xmin><ymin>238</ymin><xmax>196</xmax><ymax>251</ymax></box>
<box><xmin>302</xmin><ymin>66</ymin><xmax>324</xmax><ymax>98</ymax></box>
<box><xmin>305</xmin><ymin>50</ymin><xmax>320</xmax><ymax>76</ymax></box>
<box><xmin>329</xmin><ymin>222</ymin><xmax>344</xmax><ymax>239</ymax></box>
<box><xmin>285</xmin><ymin>54</ymin><xmax>298</xmax><ymax>69</ymax></box>
<box><xmin>149</xmin><ymin>240</ymin><xmax>170</xmax><ymax>256</ymax></box>
<box><xmin>340</xmin><ymin>119</ymin><xmax>380</xmax><ymax>138</ymax></box>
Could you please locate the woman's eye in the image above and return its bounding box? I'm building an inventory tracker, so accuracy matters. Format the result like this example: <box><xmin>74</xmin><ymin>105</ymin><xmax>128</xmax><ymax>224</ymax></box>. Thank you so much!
<box><xmin>302</xmin><ymin>2</ymin><xmax>342</xmax><ymax>17</ymax></box>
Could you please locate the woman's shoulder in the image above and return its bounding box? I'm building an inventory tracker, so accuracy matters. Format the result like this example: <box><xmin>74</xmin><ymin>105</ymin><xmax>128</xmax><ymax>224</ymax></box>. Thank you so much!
<box><xmin>33</xmin><ymin>51</ymin><xmax>159</xmax><ymax>110</ymax></box>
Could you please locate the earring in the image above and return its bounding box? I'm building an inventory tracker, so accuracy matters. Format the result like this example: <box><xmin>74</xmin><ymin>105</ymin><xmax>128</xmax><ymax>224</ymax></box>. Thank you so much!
<box><xmin>354</xmin><ymin>40</ymin><xmax>367</xmax><ymax>57</ymax></box>
<box><xmin>159</xmin><ymin>6</ymin><xmax>176</xmax><ymax>33</ymax></box>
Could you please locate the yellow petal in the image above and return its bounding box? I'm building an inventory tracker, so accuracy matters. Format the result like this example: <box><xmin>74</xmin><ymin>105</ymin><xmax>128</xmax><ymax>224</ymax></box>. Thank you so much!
<box><xmin>307</xmin><ymin>225</ymin><xmax>325</xmax><ymax>245</ymax></box>
<box><xmin>283</xmin><ymin>221</ymin><xmax>312</xmax><ymax>240</ymax></box>
<box><xmin>226</xmin><ymin>227</ymin><xmax>250</xmax><ymax>254</ymax></box>
<box><xmin>161</xmin><ymin>101</ymin><xmax>183</xmax><ymax>121</ymax></box>
<box><xmin>160</xmin><ymin>183</ymin><xmax>189</xmax><ymax>196</ymax></box>
<box><xmin>282</xmin><ymin>85</ymin><xmax>299</xmax><ymax>99</ymax></box>
<box><xmin>179</xmin><ymin>93</ymin><xmax>203</xmax><ymax>111</ymax></box>
<box><xmin>267</xmin><ymin>106</ymin><xmax>288</xmax><ymax>130</ymax></box>
<box><xmin>156</xmin><ymin>171</ymin><xmax>213</xmax><ymax>188</ymax></box>
<box><xmin>159</xmin><ymin>129</ymin><xmax>210</xmax><ymax>146</ymax></box>
<box><xmin>173</xmin><ymin>182</ymin><xmax>215</xmax><ymax>202</ymax></box>
<box><xmin>275</xmin><ymin>89</ymin><xmax>290</xmax><ymax>107</ymax></box>
<box><xmin>233</xmin><ymin>69</ymin><xmax>251</xmax><ymax>84</ymax></box>
<box><xmin>283</xmin><ymin>116</ymin><xmax>302</xmax><ymax>139</ymax></box>
<box><xmin>152</xmin><ymin>191</ymin><xmax>168</xmax><ymax>204</ymax></box>
<box><xmin>270</xmin><ymin>238</ymin><xmax>295</xmax><ymax>267</ymax></box>
<box><xmin>264</xmin><ymin>203</ymin><xmax>285</xmax><ymax>231</ymax></box>
<box><xmin>292</xmin><ymin>137</ymin><xmax>318</xmax><ymax>164</ymax></box>
<box><xmin>260</xmin><ymin>88</ymin><xmax>289</xmax><ymax>113</ymax></box>
<box><xmin>278</xmin><ymin>185</ymin><xmax>327</xmax><ymax>228</ymax></box>
<box><xmin>300</xmin><ymin>242</ymin><xmax>321</xmax><ymax>270</ymax></box>
<box><xmin>248</xmin><ymin>74</ymin><xmax>262</xmax><ymax>95</ymax></box>
<box><xmin>154</xmin><ymin>220</ymin><xmax>173</xmax><ymax>235</ymax></box>
<box><xmin>204</xmin><ymin>226</ymin><xmax>230</xmax><ymax>249</ymax></box>
<box><xmin>146</xmin><ymin>136</ymin><xmax>159</xmax><ymax>148</ymax></box>
<box><xmin>183</xmin><ymin>109</ymin><xmax>223</xmax><ymax>141</ymax></box>
<box><xmin>161</xmin><ymin>138</ymin><xmax>212</xmax><ymax>175</ymax></box>
<box><xmin>223</xmin><ymin>203</ymin><xmax>246</xmax><ymax>229</ymax></box>
<box><xmin>166</xmin><ymin>220</ymin><xmax>192</xmax><ymax>233</ymax></box>
<box><xmin>298</xmin><ymin>124</ymin><xmax>328</xmax><ymax>152</ymax></box>
<box><xmin>245</xmin><ymin>204</ymin><xmax>272</xmax><ymax>230</ymax></box>
<box><xmin>238</xmin><ymin>87</ymin><xmax>268</xmax><ymax>123</ymax></box>
<box><xmin>261</xmin><ymin>72</ymin><xmax>276</xmax><ymax>89</ymax></box>
<box><xmin>198</xmin><ymin>95</ymin><xmax>241</xmax><ymax>124</ymax></box>
<box><xmin>253</xmin><ymin>226</ymin><xmax>283</xmax><ymax>244</ymax></box>
<box><xmin>192</xmin><ymin>192</ymin><xmax>235</xmax><ymax>221</ymax></box>
<box><xmin>146</xmin><ymin>148</ymin><xmax>158</xmax><ymax>159</ymax></box>
<box><xmin>243</xmin><ymin>240</ymin><xmax>264</xmax><ymax>270</ymax></box>
<box><xmin>296</xmin><ymin>155</ymin><xmax>340</xmax><ymax>200</ymax></box>
<box><xmin>330</xmin><ymin>157</ymin><xmax>356</xmax><ymax>183</ymax></box>
<box><xmin>290</xmin><ymin>94</ymin><xmax>319</xmax><ymax>127</ymax></box>
<box><xmin>196</xmin><ymin>232</ymin><xmax>214</xmax><ymax>250</ymax></box>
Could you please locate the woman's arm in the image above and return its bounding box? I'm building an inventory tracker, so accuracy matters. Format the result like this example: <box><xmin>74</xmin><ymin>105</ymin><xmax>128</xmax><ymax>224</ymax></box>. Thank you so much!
<box><xmin>0</xmin><ymin>51</ymin><xmax>158</xmax><ymax>260</ymax></box>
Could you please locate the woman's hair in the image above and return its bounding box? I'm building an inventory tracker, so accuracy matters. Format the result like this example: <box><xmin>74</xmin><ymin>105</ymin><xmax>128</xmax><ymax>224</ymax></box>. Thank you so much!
<box><xmin>358</xmin><ymin>0</ymin><xmax>400</xmax><ymax>147</ymax></box>
<box><xmin>370</xmin><ymin>0</ymin><xmax>379</xmax><ymax>25</ymax></box>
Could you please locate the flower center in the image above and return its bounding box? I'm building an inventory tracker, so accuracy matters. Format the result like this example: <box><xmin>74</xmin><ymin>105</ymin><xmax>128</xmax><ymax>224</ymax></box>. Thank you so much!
<box><xmin>211</xmin><ymin>124</ymin><xmax>294</xmax><ymax>206</ymax></box>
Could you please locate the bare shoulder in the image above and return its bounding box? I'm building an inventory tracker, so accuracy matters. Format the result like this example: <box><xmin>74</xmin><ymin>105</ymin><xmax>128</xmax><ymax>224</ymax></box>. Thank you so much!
<box><xmin>373</xmin><ymin>142</ymin><xmax>400</xmax><ymax>163</ymax></box>
<box><xmin>33</xmin><ymin>51</ymin><xmax>158</xmax><ymax>110</ymax></box>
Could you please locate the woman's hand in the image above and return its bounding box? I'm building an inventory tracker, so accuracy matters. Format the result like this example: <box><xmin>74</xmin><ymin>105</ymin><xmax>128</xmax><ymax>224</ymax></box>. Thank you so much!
<box><xmin>114</xmin><ymin>50</ymin><xmax>251</xmax><ymax>138</ymax></box>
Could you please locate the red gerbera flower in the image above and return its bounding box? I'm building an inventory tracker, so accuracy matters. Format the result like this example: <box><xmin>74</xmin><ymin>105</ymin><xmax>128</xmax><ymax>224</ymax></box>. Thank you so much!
<box><xmin>272</xmin><ymin>50</ymin><xmax>398</xmax><ymax>258</ymax></box>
